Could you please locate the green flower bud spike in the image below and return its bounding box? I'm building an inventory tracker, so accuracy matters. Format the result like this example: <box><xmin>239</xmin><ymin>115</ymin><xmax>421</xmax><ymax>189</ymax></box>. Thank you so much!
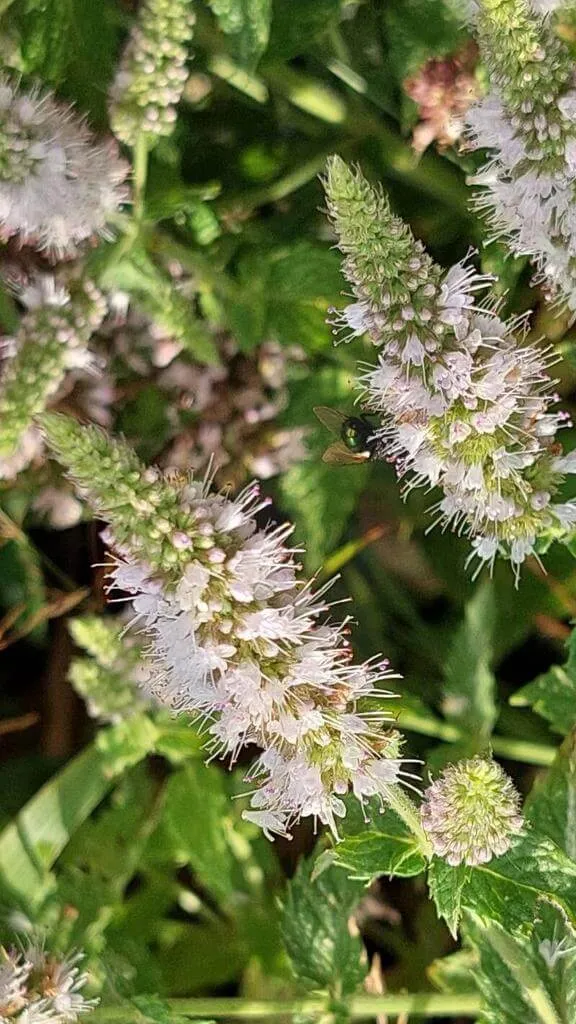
<box><xmin>0</xmin><ymin>278</ymin><xmax>105</xmax><ymax>480</ymax></box>
<box><xmin>109</xmin><ymin>0</ymin><xmax>195</xmax><ymax>147</ymax></box>
<box><xmin>40</xmin><ymin>412</ymin><xmax>199</xmax><ymax>579</ymax></box>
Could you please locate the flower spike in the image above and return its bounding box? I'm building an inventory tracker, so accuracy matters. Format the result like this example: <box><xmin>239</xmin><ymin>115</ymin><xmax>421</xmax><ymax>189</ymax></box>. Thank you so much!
<box><xmin>323</xmin><ymin>155</ymin><xmax>576</xmax><ymax>576</ymax></box>
<box><xmin>41</xmin><ymin>412</ymin><xmax>412</xmax><ymax>840</ymax></box>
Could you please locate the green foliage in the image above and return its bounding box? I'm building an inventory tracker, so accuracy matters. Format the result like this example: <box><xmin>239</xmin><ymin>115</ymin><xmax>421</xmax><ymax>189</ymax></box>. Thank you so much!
<box><xmin>525</xmin><ymin>732</ymin><xmax>576</xmax><ymax>860</ymax></box>
<box><xmin>428</xmin><ymin>834</ymin><xmax>576</xmax><ymax>938</ymax></box>
<box><xmin>277</xmin><ymin>365</ymin><xmax>370</xmax><ymax>569</ymax></box>
<box><xmin>333</xmin><ymin>809</ymin><xmax>427</xmax><ymax>879</ymax></box>
<box><xmin>207</xmin><ymin>0</ymin><xmax>272</xmax><ymax>67</ymax></box>
<box><xmin>464</xmin><ymin>901</ymin><xmax>576</xmax><ymax>1024</ymax></box>
<box><xmin>511</xmin><ymin>631</ymin><xmax>576</xmax><ymax>735</ymax></box>
<box><xmin>282</xmin><ymin>855</ymin><xmax>366</xmax><ymax>998</ymax></box>
<box><xmin>4</xmin><ymin>0</ymin><xmax>576</xmax><ymax>1020</ymax></box>
<box><xmin>441</xmin><ymin>581</ymin><xmax>497</xmax><ymax>750</ymax></box>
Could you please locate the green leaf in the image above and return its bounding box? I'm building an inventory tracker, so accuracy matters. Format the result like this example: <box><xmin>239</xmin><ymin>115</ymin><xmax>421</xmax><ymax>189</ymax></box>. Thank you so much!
<box><xmin>511</xmin><ymin>629</ymin><xmax>576</xmax><ymax>735</ymax></box>
<box><xmin>428</xmin><ymin>948</ymin><xmax>480</xmax><ymax>994</ymax></box>
<box><xmin>464</xmin><ymin>900</ymin><xmax>576</xmax><ymax>1024</ymax></box>
<box><xmin>333</xmin><ymin>809</ymin><xmax>427</xmax><ymax>879</ymax></box>
<box><xmin>207</xmin><ymin>0</ymin><xmax>272</xmax><ymax>68</ymax></box>
<box><xmin>427</xmin><ymin>859</ymin><xmax>468</xmax><ymax>939</ymax></box>
<box><xmin>428</xmin><ymin>835</ymin><xmax>576</xmax><ymax>937</ymax></box>
<box><xmin>0</xmin><ymin>534</ymin><xmax>47</xmax><ymax>643</ymax></box>
<box><xmin>163</xmin><ymin>761</ymin><xmax>235</xmax><ymax>905</ymax></box>
<box><xmin>525</xmin><ymin>731</ymin><xmax>576</xmax><ymax>861</ymax></box>
<box><xmin>266</xmin><ymin>243</ymin><xmax>345</xmax><ymax>351</ymax></box>
<box><xmin>282</xmin><ymin>856</ymin><xmax>366</xmax><ymax>997</ymax></box>
<box><xmin>0</xmin><ymin>723</ymin><xmax>151</xmax><ymax>910</ymax></box>
<box><xmin>277</xmin><ymin>366</ymin><xmax>369</xmax><ymax>570</ymax></box>
<box><xmin>15</xmin><ymin>0</ymin><xmax>121</xmax><ymax>122</ymax></box>
<box><xmin>132</xmin><ymin>995</ymin><xmax>214</xmax><ymax>1024</ymax></box>
<box><xmin>441</xmin><ymin>581</ymin><xmax>497</xmax><ymax>747</ymax></box>
<box><xmin>267</xmin><ymin>0</ymin><xmax>342</xmax><ymax>60</ymax></box>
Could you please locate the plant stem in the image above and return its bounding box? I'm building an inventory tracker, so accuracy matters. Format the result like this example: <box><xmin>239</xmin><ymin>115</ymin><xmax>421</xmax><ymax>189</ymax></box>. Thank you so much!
<box><xmin>398</xmin><ymin>711</ymin><xmax>557</xmax><ymax>767</ymax></box>
<box><xmin>91</xmin><ymin>993</ymin><xmax>483</xmax><ymax>1020</ymax></box>
<box><xmin>385</xmin><ymin>784</ymin><xmax>434</xmax><ymax>858</ymax></box>
<box><xmin>132</xmin><ymin>134</ymin><xmax>150</xmax><ymax>226</ymax></box>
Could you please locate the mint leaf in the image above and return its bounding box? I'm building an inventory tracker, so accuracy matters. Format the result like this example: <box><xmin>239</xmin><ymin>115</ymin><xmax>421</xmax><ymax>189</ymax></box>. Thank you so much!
<box><xmin>511</xmin><ymin>631</ymin><xmax>576</xmax><ymax>735</ymax></box>
<box><xmin>465</xmin><ymin>899</ymin><xmax>576</xmax><ymax>1024</ymax></box>
<box><xmin>207</xmin><ymin>0</ymin><xmax>272</xmax><ymax>68</ymax></box>
<box><xmin>442</xmin><ymin>581</ymin><xmax>497</xmax><ymax>747</ymax></box>
<box><xmin>334</xmin><ymin>810</ymin><xmax>427</xmax><ymax>879</ymax></box>
<box><xmin>163</xmin><ymin>762</ymin><xmax>235</xmax><ymax>905</ymax></box>
<box><xmin>525</xmin><ymin>731</ymin><xmax>576</xmax><ymax>861</ymax></box>
<box><xmin>429</xmin><ymin>834</ymin><xmax>576</xmax><ymax>937</ymax></box>
<box><xmin>282</xmin><ymin>856</ymin><xmax>366</xmax><ymax>997</ymax></box>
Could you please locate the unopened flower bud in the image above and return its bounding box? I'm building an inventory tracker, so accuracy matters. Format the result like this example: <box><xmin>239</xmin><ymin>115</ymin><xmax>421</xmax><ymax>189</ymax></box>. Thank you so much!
<box><xmin>421</xmin><ymin>757</ymin><xmax>523</xmax><ymax>866</ymax></box>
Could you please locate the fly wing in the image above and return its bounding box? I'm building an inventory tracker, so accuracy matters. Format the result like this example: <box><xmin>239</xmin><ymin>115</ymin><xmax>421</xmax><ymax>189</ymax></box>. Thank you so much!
<box><xmin>322</xmin><ymin>441</ymin><xmax>369</xmax><ymax>465</ymax></box>
<box><xmin>313</xmin><ymin>406</ymin><xmax>347</xmax><ymax>436</ymax></box>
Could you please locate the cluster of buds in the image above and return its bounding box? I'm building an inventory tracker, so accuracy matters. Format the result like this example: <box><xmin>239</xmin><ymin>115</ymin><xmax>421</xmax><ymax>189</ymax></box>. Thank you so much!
<box><xmin>158</xmin><ymin>338</ymin><xmax>308</xmax><ymax>487</ymax></box>
<box><xmin>109</xmin><ymin>0</ymin><xmax>195</xmax><ymax>147</ymax></box>
<box><xmin>465</xmin><ymin>0</ymin><xmax>576</xmax><ymax>310</ymax></box>
<box><xmin>0</xmin><ymin>78</ymin><xmax>128</xmax><ymax>257</ymax></box>
<box><xmin>421</xmin><ymin>757</ymin><xmax>524</xmax><ymax>866</ymax></box>
<box><xmin>324</xmin><ymin>156</ymin><xmax>576</xmax><ymax>577</ymax></box>
<box><xmin>405</xmin><ymin>43</ymin><xmax>479</xmax><ymax>154</ymax></box>
<box><xmin>41</xmin><ymin>411</ymin><xmax>413</xmax><ymax>840</ymax></box>
<box><xmin>0</xmin><ymin>944</ymin><xmax>95</xmax><ymax>1024</ymax></box>
<box><xmin>68</xmin><ymin>615</ymin><xmax>147</xmax><ymax>724</ymax></box>
<box><xmin>0</xmin><ymin>276</ymin><xmax>106</xmax><ymax>481</ymax></box>
<box><xmin>100</xmin><ymin>304</ymin><xmax>308</xmax><ymax>487</ymax></box>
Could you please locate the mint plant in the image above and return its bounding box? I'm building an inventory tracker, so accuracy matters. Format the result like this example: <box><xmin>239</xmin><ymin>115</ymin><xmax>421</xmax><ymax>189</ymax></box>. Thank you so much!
<box><xmin>0</xmin><ymin>0</ymin><xmax>576</xmax><ymax>1022</ymax></box>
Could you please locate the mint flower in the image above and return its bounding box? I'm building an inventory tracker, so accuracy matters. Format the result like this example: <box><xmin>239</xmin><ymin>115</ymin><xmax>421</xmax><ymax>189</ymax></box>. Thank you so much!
<box><xmin>0</xmin><ymin>277</ymin><xmax>106</xmax><ymax>480</ymax></box>
<box><xmin>421</xmin><ymin>757</ymin><xmax>524</xmax><ymax>866</ymax></box>
<box><xmin>466</xmin><ymin>0</ymin><xmax>576</xmax><ymax>309</ymax></box>
<box><xmin>41</xmin><ymin>412</ymin><xmax>413</xmax><ymax>840</ymax></box>
<box><xmin>324</xmin><ymin>156</ymin><xmax>576</xmax><ymax>576</ymax></box>
<box><xmin>0</xmin><ymin>78</ymin><xmax>128</xmax><ymax>256</ymax></box>
<box><xmin>109</xmin><ymin>0</ymin><xmax>195</xmax><ymax>147</ymax></box>
<box><xmin>0</xmin><ymin>945</ymin><xmax>95</xmax><ymax>1024</ymax></box>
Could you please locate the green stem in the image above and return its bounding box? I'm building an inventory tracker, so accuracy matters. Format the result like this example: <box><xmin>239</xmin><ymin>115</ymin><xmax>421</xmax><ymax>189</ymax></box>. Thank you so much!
<box><xmin>398</xmin><ymin>711</ymin><xmax>557</xmax><ymax>767</ymax></box>
<box><xmin>132</xmin><ymin>134</ymin><xmax>150</xmax><ymax>225</ymax></box>
<box><xmin>385</xmin><ymin>784</ymin><xmax>433</xmax><ymax>858</ymax></box>
<box><xmin>91</xmin><ymin>993</ymin><xmax>483</xmax><ymax>1020</ymax></box>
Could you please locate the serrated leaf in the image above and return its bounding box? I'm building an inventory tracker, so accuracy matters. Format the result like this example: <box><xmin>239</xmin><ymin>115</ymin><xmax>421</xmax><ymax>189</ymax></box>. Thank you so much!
<box><xmin>15</xmin><ymin>0</ymin><xmax>120</xmax><ymax>122</ymax></box>
<box><xmin>442</xmin><ymin>581</ymin><xmax>497</xmax><ymax>746</ymax></box>
<box><xmin>266</xmin><ymin>243</ymin><xmax>344</xmax><ymax>351</ymax></box>
<box><xmin>163</xmin><ymin>761</ymin><xmax>235</xmax><ymax>905</ymax></box>
<box><xmin>465</xmin><ymin>912</ymin><xmax>556</xmax><ymax>1024</ymax></box>
<box><xmin>511</xmin><ymin>628</ymin><xmax>576</xmax><ymax>735</ymax></box>
<box><xmin>333</xmin><ymin>810</ymin><xmax>427</xmax><ymax>879</ymax></box>
<box><xmin>282</xmin><ymin>856</ymin><xmax>366</xmax><ymax>997</ymax></box>
<box><xmin>525</xmin><ymin>731</ymin><xmax>576</xmax><ymax>861</ymax></box>
<box><xmin>428</xmin><ymin>835</ymin><xmax>576</xmax><ymax>937</ymax></box>
<box><xmin>427</xmin><ymin>859</ymin><xmax>468</xmax><ymax>938</ymax></box>
<box><xmin>465</xmin><ymin>900</ymin><xmax>576</xmax><ymax>1024</ymax></box>
<box><xmin>207</xmin><ymin>0</ymin><xmax>272</xmax><ymax>67</ymax></box>
<box><xmin>428</xmin><ymin>948</ymin><xmax>480</xmax><ymax>994</ymax></box>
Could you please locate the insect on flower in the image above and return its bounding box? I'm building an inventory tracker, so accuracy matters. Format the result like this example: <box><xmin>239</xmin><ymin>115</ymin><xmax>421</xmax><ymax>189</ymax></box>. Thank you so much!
<box><xmin>314</xmin><ymin>406</ymin><xmax>380</xmax><ymax>465</ymax></box>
